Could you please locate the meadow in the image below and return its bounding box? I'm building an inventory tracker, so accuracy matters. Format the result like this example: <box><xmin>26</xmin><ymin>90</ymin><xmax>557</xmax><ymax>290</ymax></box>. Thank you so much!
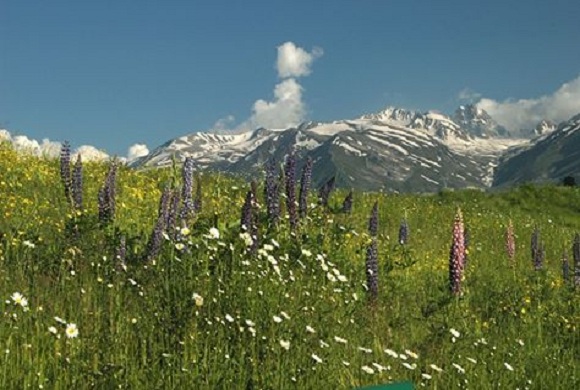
<box><xmin>0</xmin><ymin>142</ymin><xmax>578</xmax><ymax>389</ymax></box>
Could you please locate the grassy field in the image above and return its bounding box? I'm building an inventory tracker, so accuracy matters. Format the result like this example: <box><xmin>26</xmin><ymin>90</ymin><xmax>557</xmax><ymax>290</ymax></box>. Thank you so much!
<box><xmin>0</xmin><ymin>143</ymin><xmax>578</xmax><ymax>389</ymax></box>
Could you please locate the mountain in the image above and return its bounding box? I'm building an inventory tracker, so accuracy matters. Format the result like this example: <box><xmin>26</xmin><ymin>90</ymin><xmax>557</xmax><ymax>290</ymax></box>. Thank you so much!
<box><xmin>493</xmin><ymin>113</ymin><xmax>580</xmax><ymax>187</ymax></box>
<box><xmin>452</xmin><ymin>105</ymin><xmax>509</xmax><ymax>138</ymax></box>
<box><xmin>134</xmin><ymin>106</ymin><xmax>529</xmax><ymax>192</ymax></box>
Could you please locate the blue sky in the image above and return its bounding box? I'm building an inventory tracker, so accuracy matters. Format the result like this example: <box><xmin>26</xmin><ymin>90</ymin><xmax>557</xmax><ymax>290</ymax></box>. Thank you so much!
<box><xmin>1</xmin><ymin>0</ymin><xmax>580</xmax><ymax>157</ymax></box>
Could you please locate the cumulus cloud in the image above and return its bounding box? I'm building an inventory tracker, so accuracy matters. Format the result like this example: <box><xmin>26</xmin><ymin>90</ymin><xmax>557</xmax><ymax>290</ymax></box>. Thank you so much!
<box><xmin>240</xmin><ymin>78</ymin><xmax>306</xmax><ymax>130</ymax></box>
<box><xmin>214</xmin><ymin>42</ymin><xmax>322</xmax><ymax>132</ymax></box>
<box><xmin>127</xmin><ymin>143</ymin><xmax>149</xmax><ymax>161</ymax></box>
<box><xmin>74</xmin><ymin>145</ymin><xmax>110</xmax><ymax>161</ymax></box>
<box><xmin>475</xmin><ymin>75</ymin><xmax>580</xmax><ymax>131</ymax></box>
<box><xmin>276</xmin><ymin>41</ymin><xmax>323</xmax><ymax>78</ymax></box>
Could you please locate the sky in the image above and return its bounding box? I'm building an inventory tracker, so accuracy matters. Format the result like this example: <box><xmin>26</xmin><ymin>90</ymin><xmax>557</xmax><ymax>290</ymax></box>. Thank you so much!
<box><xmin>1</xmin><ymin>0</ymin><xmax>580</xmax><ymax>158</ymax></box>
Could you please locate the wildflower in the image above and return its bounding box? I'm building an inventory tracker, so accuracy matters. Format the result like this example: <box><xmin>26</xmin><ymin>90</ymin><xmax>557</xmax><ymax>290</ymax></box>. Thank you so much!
<box><xmin>361</xmin><ymin>365</ymin><xmax>375</xmax><ymax>374</ymax></box>
<box><xmin>449</xmin><ymin>208</ymin><xmax>465</xmax><ymax>295</ymax></box>
<box><xmin>22</xmin><ymin>240</ymin><xmax>35</xmax><ymax>248</ymax></box>
<box><xmin>318</xmin><ymin>176</ymin><xmax>335</xmax><ymax>207</ymax></box>
<box><xmin>306</xmin><ymin>325</ymin><xmax>316</xmax><ymax>333</ymax></box>
<box><xmin>208</xmin><ymin>227</ymin><xmax>220</xmax><ymax>240</ymax></box>
<box><xmin>365</xmin><ymin>237</ymin><xmax>379</xmax><ymax>302</ymax></box>
<box><xmin>368</xmin><ymin>201</ymin><xmax>378</xmax><ymax>237</ymax></box>
<box><xmin>504</xmin><ymin>362</ymin><xmax>514</xmax><ymax>371</ymax></box>
<box><xmin>48</xmin><ymin>326</ymin><xmax>58</xmax><ymax>335</ymax></box>
<box><xmin>421</xmin><ymin>373</ymin><xmax>432</xmax><ymax>380</ymax></box>
<box><xmin>505</xmin><ymin>219</ymin><xmax>515</xmax><ymax>264</ymax></box>
<box><xmin>225</xmin><ymin>314</ymin><xmax>234</xmax><ymax>323</ymax></box>
<box><xmin>175</xmin><ymin>243</ymin><xmax>185</xmax><ymax>251</ymax></box>
<box><xmin>372</xmin><ymin>362</ymin><xmax>388</xmax><ymax>372</ymax></box>
<box><xmin>399</xmin><ymin>219</ymin><xmax>409</xmax><ymax>245</ymax></box>
<box><xmin>405</xmin><ymin>350</ymin><xmax>419</xmax><ymax>359</ymax></box>
<box><xmin>452</xmin><ymin>363</ymin><xmax>465</xmax><ymax>374</ymax></box>
<box><xmin>334</xmin><ymin>336</ymin><xmax>348</xmax><ymax>344</ymax></box>
<box><xmin>65</xmin><ymin>323</ymin><xmax>79</xmax><ymax>339</ymax></box>
<box><xmin>342</xmin><ymin>191</ymin><xmax>353</xmax><ymax>214</ymax></box>
<box><xmin>273</xmin><ymin>315</ymin><xmax>283</xmax><ymax>323</ymax></box>
<box><xmin>358</xmin><ymin>347</ymin><xmax>373</xmax><ymax>354</ymax></box>
<box><xmin>450</xmin><ymin>328</ymin><xmax>461</xmax><ymax>338</ymax></box>
<box><xmin>193</xmin><ymin>175</ymin><xmax>202</xmax><ymax>212</ymax></box>
<box><xmin>301</xmin><ymin>249</ymin><xmax>312</xmax><ymax>257</ymax></box>
<box><xmin>240</xmin><ymin>190</ymin><xmax>254</xmax><ymax>232</ymax></box>
<box><xmin>466</xmin><ymin>357</ymin><xmax>477</xmax><ymax>364</ymax></box>
<box><xmin>429</xmin><ymin>364</ymin><xmax>443</xmax><ymax>372</ymax></box>
<box><xmin>192</xmin><ymin>293</ymin><xmax>204</xmax><ymax>307</ymax></box>
<box><xmin>98</xmin><ymin>161</ymin><xmax>117</xmax><ymax>224</ymax></box>
<box><xmin>531</xmin><ymin>226</ymin><xmax>544</xmax><ymax>270</ymax></box>
<box><xmin>180</xmin><ymin>157</ymin><xmax>195</xmax><ymax>221</ymax></box>
<box><xmin>60</xmin><ymin>141</ymin><xmax>72</xmax><ymax>203</ymax></box>
<box><xmin>311</xmin><ymin>353</ymin><xmax>323</xmax><ymax>364</ymax></box>
<box><xmin>284</xmin><ymin>152</ymin><xmax>298</xmax><ymax>231</ymax></box>
<box><xmin>280</xmin><ymin>339</ymin><xmax>290</xmax><ymax>350</ymax></box>
<box><xmin>384</xmin><ymin>349</ymin><xmax>398</xmax><ymax>358</ymax></box>
<box><xmin>240</xmin><ymin>232</ymin><xmax>253</xmax><ymax>247</ymax></box>
<box><xmin>54</xmin><ymin>316</ymin><xmax>66</xmax><ymax>324</ymax></box>
<box><xmin>11</xmin><ymin>292</ymin><xmax>28</xmax><ymax>308</ymax></box>
<box><xmin>402</xmin><ymin>362</ymin><xmax>416</xmax><ymax>370</ymax></box>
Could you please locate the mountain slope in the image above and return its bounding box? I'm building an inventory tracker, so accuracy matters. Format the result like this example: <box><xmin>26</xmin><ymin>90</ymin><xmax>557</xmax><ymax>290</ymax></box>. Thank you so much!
<box><xmin>493</xmin><ymin>114</ymin><xmax>580</xmax><ymax>186</ymax></box>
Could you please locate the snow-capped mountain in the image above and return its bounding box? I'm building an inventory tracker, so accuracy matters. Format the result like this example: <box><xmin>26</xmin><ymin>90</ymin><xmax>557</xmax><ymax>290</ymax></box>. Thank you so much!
<box><xmin>134</xmin><ymin>106</ymin><xmax>530</xmax><ymax>192</ymax></box>
<box><xmin>452</xmin><ymin>104</ymin><xmax>509</xmax><ymax>138</ymax></box>
<box><xmin>493</xmin><ymin>113</ymin><xmax>580</xmax><ymax>187</ymax></box>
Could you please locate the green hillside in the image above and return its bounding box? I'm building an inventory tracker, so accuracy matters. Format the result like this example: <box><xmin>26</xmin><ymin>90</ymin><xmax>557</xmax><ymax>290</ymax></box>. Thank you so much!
<box><xmin>0</xmin><ymin>143</ymin><xmax>578</xmax><ymax>389</ymax></box>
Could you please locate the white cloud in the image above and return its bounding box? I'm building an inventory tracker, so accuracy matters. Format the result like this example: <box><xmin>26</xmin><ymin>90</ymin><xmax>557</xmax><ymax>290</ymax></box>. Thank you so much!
<box><xmin>212</xmin><ymin>115</ymin><xmax>236</xmax><ymax>132</ymax></box>
<box><xmin>457</xmin><ymin>88</ymin><xmax>482</xmax><ymax>103</ymax></box>
<box><xmin>241</xmin><ymin>78</ymin><xmax>305</xmax><ymax>130</ymax></box>
<box><xmin>127</xmin><ymin>143</ymin><xmax>149</xmax><ymax>161</ymax></box>
<box><xmin>476</xmin><ymin>75</ymin><xmax>580</xmax><ymax>131</ymax></box>
<box><xmin>74</xmin><ymin>145</ymin><xmax>109</xmax><ymax>161</ymax></box>
<box><xmin>276</xmin><ymin>42</ymin><xmax>323</xmax><ymax>79</ymax></box>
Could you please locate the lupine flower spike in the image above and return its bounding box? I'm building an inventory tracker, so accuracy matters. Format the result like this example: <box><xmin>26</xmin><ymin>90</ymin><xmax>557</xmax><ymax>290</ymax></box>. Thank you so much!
<box><xmin>505</xmin><ymin>219</ymin><xmax>516</xmax><ymax>266</ymax></box>
<box><xmin>398</xmin><ymin>218</ymin><xmax>409</xmax><ymax>245</ymax></box>
<box><xmin>366</xmin><ymin>201</ymin><xmax>379</xmax><ymax>302</ymax></box>
<box><xmin>60</xmin><ymin>141</ymin><xmax>72</xmax><ymax>203</ymax></box>
<box><xmin>449</xmin><ymin>208</ymin><xmax>465</xmax><ymax>296</ymax></box>
<box><xmin>284</xmin><ymin>152</ymin><xmax>298</xmax><ymax>231</ymax></box>
<box><xmin>298</xmin><ymin>157</ymin><xmax>313</xmax><ymax>217</ymax></box>
<box><xmin>342</xmin><ymin>191</ymin><xmax>353</xmax><ymax>214</ymax></box>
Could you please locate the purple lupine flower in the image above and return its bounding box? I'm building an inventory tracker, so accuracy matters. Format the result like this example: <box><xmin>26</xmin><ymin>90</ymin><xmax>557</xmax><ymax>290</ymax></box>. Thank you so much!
<box><xmin>298</xmin><ymin>157</ymin><xmax>313</xmax><ymax>217</ymax></box>
<box><xmin>166</xmin><ymin>188</ymin><xmax>180</xmax><ymax>237</ymax></box>
<box><xmin>368</xmin><ymin>201</ymin><xmax>378</xmax><ymax>237</ymax></box>
<box><xmin>365</xmin><ymin>238</ymin><xmax>379</xmax><ymax>302</ymax></box>
<box><xmin>180</xmin><ymin>157</ymin><xmax>195</xmax><ymax>221</ymax></box>
<box><xmin>562</xmin><ymin>251</ymin><xmax>570</xmax><ymax>282</ymax></box>
<box><xmin>145</xmin><ymin>187</ymin><xmax>171</xmax><ymax>262</ymax></box>
<box><xmin>264</xmin><ymin>159</ymin><xmax>280</xmax><ymax>226</ymax></box>
<box><xmin>318</xmin><ymin>176</ymin><xmax>335</xmax><ymax>207</ymax></box>
<box><xmin>284</xmin><ymin>152</ymin><xmax>298</xmax><ymax>231</ymax></box>
<box><xmin>398</xmin><ymin>218</ymin><xmax>409</xmax><ymax>245</ymax></box>
<box><xmin>98</xmin><ymin>162</ymin><xmax>117</xmax><ymax>224</ymax></box>
<box><xmin>449</xmin><ymin>208</ymin><xmax>465</xmax><ymax>296</ymax></box>
<box><xmin>60</xmin><ymin>141</ymin><xmax>72</xmax><ymax>203</ymax></box>
<box><xmin>250</xmin><ymin>180</ymin><xmax>259</xmax><ymax>208</ymax></box>
<box><xmin>342</xmin><ymin>191</ymin><xmax>353</xmax><ymax>214</ymax></box>
<box><xmin>573</xmin><ymin>233</ymin><xmax>580</xmax><ymax>287</ymax></box>
<box><xmin>241</xmin><ymin>190</ymin><xmax>253</xmax><ymax>232</ymax></box>
<box><xmin>505</xmin><ymin>220</ymin><xmax>516</xmax><ymax>266</ymax></box>
<box><xmin>72</xmin><ymin>154</ymin><xmax>83</xmax><ymax>211</ymax></box>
